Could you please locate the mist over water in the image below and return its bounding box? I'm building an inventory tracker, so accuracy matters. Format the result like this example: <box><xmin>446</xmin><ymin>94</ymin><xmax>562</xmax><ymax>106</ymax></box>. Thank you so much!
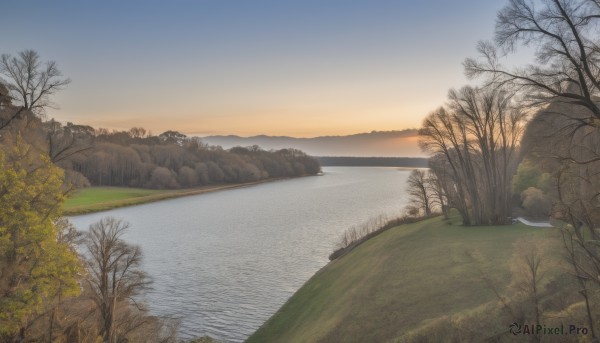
<box><xmin>70</xmin><ymin>167</ymin><xmax>411</xmax><ymax>342</ymax></box>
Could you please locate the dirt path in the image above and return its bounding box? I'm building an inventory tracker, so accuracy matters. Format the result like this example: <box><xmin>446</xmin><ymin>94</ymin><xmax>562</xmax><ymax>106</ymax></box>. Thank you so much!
<box><xmin>515</xmin><ymin>217</ymin><xmax>554</xmax><ymax>227</ymax></box>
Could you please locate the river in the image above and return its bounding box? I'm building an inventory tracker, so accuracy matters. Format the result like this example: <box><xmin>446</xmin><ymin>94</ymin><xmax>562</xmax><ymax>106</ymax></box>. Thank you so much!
<box><xmin>69</xmin><ymin>167</ymin><xmax>412</xmax><ymax>342</ymax></box>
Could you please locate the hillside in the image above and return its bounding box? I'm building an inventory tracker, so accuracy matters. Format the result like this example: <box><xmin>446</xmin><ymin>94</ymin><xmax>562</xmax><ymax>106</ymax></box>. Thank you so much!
<box><xmin>201</xmin><ymin>130</ymin><xmax>422</xmax><ymax>157</ymax></box>
<box><xmin>247</xmin><ymin>216</ymin><xmax>565</xmax><ymax>343</ymax></box>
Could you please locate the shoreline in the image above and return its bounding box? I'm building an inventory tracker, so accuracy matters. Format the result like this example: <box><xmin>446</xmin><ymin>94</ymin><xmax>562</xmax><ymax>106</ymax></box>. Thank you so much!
<box><xmin>63</xmin><ymin>176</ymin><xmax>305</xmax><ymax>216</ymax></box>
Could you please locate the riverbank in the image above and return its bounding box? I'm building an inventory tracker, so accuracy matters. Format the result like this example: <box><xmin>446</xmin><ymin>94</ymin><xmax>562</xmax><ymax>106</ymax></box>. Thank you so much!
<box><xmin>63</xmin><ymin>178</ymin><xmax>296</xmax><ymax>216</ymax></box>
<box><xmin>67</xmin><ymin>167</ymin><xmax>413</xmax><ymax>341</ymax></box>
<box><xmin>247</xmin><ymin>215</ymin><xmax>562</xmax><ymax>342</ymax></box>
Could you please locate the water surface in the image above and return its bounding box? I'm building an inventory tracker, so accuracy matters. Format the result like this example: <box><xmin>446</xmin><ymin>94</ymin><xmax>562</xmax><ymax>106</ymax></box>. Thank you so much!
<box><xmin>70</xmin><ymin>167</ymin><xmax>411</xmax><ymax>342</ymax></box>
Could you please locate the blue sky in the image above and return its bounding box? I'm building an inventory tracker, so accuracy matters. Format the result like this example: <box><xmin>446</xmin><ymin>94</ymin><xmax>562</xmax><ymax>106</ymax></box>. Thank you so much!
<box><xmin>2</xmin><ymin>1</ymin><xmax>519</xmax><ymax>136</ymax></box>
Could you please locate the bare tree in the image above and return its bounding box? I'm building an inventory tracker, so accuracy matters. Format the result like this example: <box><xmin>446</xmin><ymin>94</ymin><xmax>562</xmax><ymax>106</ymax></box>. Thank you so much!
<box><xmin>427</xmin><ymin>154</ymin><xmax>460</xmax><ymax>221</ymax></box>
<box><xmin>511</xmin><ymin>59</ymin><xmax>600</xmax><ymax>339</ymax></box>
<box><xmin>465</xmin><ymin>0</ymin><xmax>600</xmax><ymax>132</ymax></box>
<box><xmin>0</xmin><ymin>50</ymin><xmax>70</xmax><ymax>115</ymax></box>
<box><xmin>84</xmin><ymin>217</ymin><xmax>151</xmax><ymax>343</ymax></box>
<box><xmin>425</xmin><ymin>170</ymin><xmax>449</xmax><ymax>219</ymax></box>
<box><xmin>509</xmin><ymin>238</ymin><xmax>550</xmax><ymax>343</ymax></box>
<box><xmin>419</xmin><ymin>85</ymin><xmax>526</xmax><ymax>225</ymax></box>
<box><xmin>420</xmin><ymin>108</ymin><xmax>473</xmax><ymax>225</ymax></box>
<box><xmin>406</xmin><ymin>169</ymin><xmax>433</xmax><ymax>216</ymax></box>
<box><xmin>560</xmin><ymin>224</ymin><xmax>599</xmax><ymax>341</ymax></box>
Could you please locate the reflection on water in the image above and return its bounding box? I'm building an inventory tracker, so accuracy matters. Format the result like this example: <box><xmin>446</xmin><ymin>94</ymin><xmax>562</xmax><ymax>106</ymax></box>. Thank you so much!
<box><xmin>69</xmin><ymin>167</ymin><xmax>411</xmax><ymax>342</ymax></box>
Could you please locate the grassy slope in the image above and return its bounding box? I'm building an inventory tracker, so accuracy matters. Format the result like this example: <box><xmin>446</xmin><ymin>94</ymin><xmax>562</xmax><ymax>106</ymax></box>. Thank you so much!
<box><xmin>247</xmin><ymin>216</ymin><xmax>553</xmax><ymax>343</ymax></box>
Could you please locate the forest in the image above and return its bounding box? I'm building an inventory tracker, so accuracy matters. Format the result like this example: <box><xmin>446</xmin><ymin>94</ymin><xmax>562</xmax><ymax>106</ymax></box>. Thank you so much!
<box><xmin>51</xmin><ymin>124</ymin><xmax>322</xmax><ymax>189</ymax></box>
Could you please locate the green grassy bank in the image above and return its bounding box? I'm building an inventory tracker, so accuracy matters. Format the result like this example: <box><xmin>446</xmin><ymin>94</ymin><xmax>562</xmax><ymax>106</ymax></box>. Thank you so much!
<box><xmin>63</xmin><ymin>180</ymin><xmax>282</xmax><ymax>216</ymax></box>
<box><xmin>247</xmin><ymin>216</ymin><xmax>557</xmax><ymax>343</ymax></box>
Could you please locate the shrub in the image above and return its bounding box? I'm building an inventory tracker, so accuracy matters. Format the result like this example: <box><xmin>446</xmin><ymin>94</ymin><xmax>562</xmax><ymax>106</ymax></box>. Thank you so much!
<box><xmin>521</xmin><ymin>187</ymin><xmax>552</xmax><ymax>220</ymax></box>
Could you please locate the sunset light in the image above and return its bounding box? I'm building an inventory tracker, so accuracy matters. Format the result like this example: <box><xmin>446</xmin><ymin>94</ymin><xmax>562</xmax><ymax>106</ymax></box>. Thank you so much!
<box><xmin>3</xmin><ymin>1</ymin><xmax>597</xmax><ymax>342</ymax></box>
<box><xmin>3</xmin><ymin>1</ymin><xmax>510</xmax><ymax>137</ymax></box>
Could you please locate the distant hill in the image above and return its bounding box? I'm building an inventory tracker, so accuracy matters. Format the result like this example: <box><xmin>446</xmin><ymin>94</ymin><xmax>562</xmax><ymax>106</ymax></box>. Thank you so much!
<box><xmin>201</xmin><ymin>129</ymin><xmax>423</xmax><ymax>157</ymax></box>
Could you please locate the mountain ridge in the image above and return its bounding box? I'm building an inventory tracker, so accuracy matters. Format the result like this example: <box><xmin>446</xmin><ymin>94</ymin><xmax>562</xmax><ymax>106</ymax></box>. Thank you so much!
<box><xmin>200</xmin><ymin>129</ymin><xmax>423</xmax><ymax>157</ymax></box>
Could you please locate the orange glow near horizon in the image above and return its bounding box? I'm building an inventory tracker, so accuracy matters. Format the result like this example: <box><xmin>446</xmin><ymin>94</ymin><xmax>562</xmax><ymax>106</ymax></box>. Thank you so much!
<box><xmin>6</xmin><ymin>1</ymin><xmax>520</xmax><ymax>141</ymax></box>
<box><xmin>57</xmin><ymin>111</ymin><xmax>421</xmax><ymax>137</ymax></box>
<box><xmin>50</xmin><ymin>91</ymin><xmax>441</xmax><ymax>137</ymax></box>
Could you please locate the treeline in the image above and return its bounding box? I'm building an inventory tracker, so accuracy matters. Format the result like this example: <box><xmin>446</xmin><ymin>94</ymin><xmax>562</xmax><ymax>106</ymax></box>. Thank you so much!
<box><xmin>316</xmin><ymin>156</ymin><xmax>428</xmax><ymax>167</ymax></box>
<box><xmin>50</xmin><ymin>125</ymin><xmax>321</xmax><ymax>189</ymax></box>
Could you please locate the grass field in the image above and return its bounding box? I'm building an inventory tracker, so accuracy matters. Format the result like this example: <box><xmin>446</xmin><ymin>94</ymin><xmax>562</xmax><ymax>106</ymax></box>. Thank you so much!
<box><xmin>247</xmin><ymin>215</ymin><xmax>557</xmax><ymax>343</ymax></box>
<box><xmin>63</xmin><ymin>187</ymin><xmax>176</xmax><ymax>215</ymax></box>
<box><xmin>62</xmin><ymin>182</ymin><xmax>270</xmax><ymax>216</ymax></box>
<box><xmin>64</xmin><ymin>187</ymin><xmax>168</xmax><ymax>207</ymax></box>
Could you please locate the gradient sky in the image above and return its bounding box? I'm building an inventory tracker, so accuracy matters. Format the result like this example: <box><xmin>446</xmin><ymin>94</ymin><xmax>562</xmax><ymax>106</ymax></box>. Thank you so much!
<box><xmin>2</xmin><ymin>1</ymin><xmax>522</xmax><ymax>137</ymax></box>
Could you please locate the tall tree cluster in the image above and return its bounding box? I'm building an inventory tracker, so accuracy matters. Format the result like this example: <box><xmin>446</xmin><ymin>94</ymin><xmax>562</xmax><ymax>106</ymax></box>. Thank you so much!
<box><xmin>419</xmin><ymin>86</ymin><xmax>526</xmax><ymax>225</ymax></box>
<box><xmin>465</xmin><ymin>0</ymin><xmax>600</xmax><ymax>234</ymax></box>
<box><xmin>419</xmin><ymin>0</ymin><xmax>600</xmax><ymax>228</ymax></box>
